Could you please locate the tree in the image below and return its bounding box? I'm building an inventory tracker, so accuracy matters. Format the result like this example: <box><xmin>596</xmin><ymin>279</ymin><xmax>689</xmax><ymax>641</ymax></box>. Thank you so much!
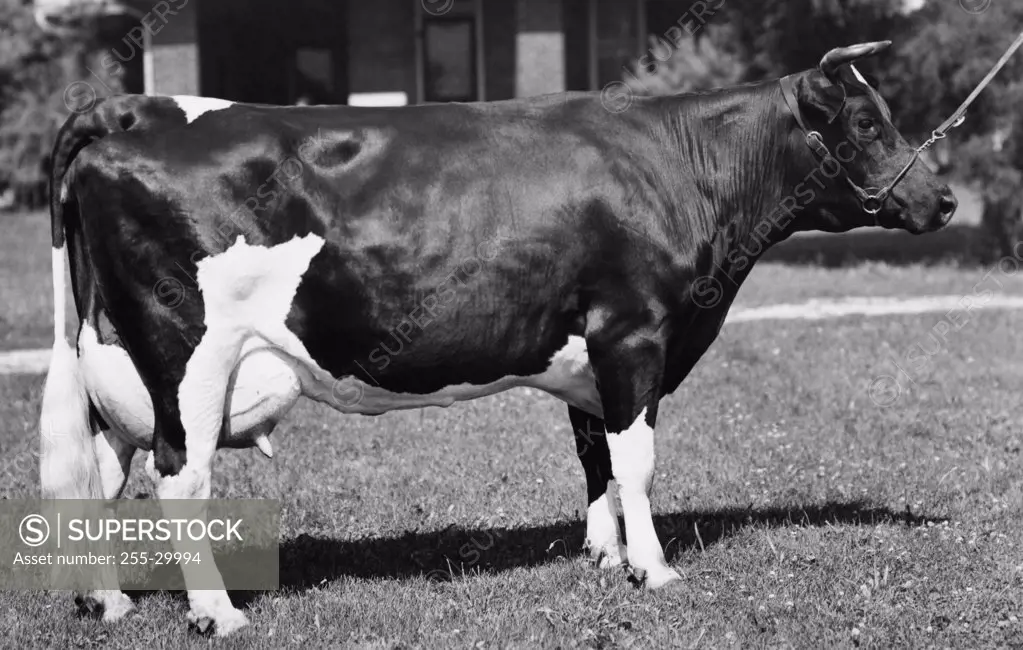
<box><xmin>624</xmin><ymin>24</ymin><xmax>746</xmax><ymax>97</ymax></box>
<box><xmin>721</xmin><ymin>0</ymin><xmax>910</xmax><ymax>81</ymax></box>
<box><xmin>0</xmin><ymin>0</ymin><xmax>123</xmax><ymax>209</ymax></box>
<box><xmin>624</xmin><ymin>0</ymin><xmax>909</xmax><ymax>98</ymax></box>
<box><xmin>888</xmin><ymin>2</ymin><xmax>1023</xmax><ymax>258</ymax></box>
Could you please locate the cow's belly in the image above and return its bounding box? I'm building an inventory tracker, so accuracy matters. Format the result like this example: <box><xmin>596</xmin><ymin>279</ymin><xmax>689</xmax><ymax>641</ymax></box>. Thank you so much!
<box><xmin>78</xmin><ymin>324</ymin><xmax>301</xmax><ymax>450</ymax></box>
<box><xmin>80</xmin><ymin>317</ymin><xmax>602</xmax><ymax>450</ymax></box>
<box><xmin>300</xmin><ymin>334</ymin><xmax>603</xmax><ymax>418</ymax></box>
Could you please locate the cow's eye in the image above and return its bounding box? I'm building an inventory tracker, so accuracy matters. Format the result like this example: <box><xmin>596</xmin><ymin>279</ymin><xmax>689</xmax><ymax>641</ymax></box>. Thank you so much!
<box><xmin>857</xmin><ymin>118</ymin><xmax>876</xmax><ymax>131</ymax></box>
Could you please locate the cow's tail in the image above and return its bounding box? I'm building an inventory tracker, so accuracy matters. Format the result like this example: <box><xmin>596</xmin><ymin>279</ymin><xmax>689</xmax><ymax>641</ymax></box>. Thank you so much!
<box><xmin>40</xmin><ymin>109</ymin><xmax>106</xmax><ymax>500</ymax></box>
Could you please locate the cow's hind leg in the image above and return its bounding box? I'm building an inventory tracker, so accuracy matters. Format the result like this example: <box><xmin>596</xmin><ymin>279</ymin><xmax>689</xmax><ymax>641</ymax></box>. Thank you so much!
<box><xmin>568</xmin><ymin>406</ymin><xmax>626</xmax><ymax>568</ymax></box>
<box><xmin>75</xmin><ymin>425</ymin><xmax>137</xmax><ymax>620</ymax></box>
<box><xmin>39</xmin><ymin>326</ymin><xmax>134</xmax><ymax>621</ymax></box>
<box><xmin>586</xmin><ymin>322</ymin><xmax>681</xmax><ymax>591</ymax></box>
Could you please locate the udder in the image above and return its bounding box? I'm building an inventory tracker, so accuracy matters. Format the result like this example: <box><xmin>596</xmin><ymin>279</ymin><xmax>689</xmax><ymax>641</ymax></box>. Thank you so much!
<box><xmin>78</xmin><ymin>324</ymin><xmax>301</xmax><ymax>451</ymax></box>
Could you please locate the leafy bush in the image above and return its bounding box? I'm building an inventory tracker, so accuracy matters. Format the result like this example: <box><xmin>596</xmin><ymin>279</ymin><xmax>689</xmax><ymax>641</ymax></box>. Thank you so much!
<box><xmin>0</xmin><ymin>0</ymin><xmax>123</xmax><ymax>209</ymax></box>
<box><xmin>887</xmin><ymin>1</ymin><xmax>1023</xmax><ymax>260</ymax></box>
<box><xmin>623</xmin><ymin>26</ymin><xmax>746</xmax><ymax>96</ymax></box>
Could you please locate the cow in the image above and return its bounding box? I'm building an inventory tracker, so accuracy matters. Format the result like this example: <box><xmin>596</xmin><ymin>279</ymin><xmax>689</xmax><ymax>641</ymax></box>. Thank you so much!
<box><xmin>40</xmin><ymin>41</ymin><xmax>956</xmax><ymax>635</ymax></box>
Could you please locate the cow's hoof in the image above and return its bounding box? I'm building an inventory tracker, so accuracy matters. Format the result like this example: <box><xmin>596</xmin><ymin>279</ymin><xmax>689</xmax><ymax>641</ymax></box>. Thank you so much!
<box><xmin>586</xmin><ymin>542</ymin><xmax>627</xmax><ymax>569</ymax></box>
<box><xmin>596</xmin><ymin>548</ymin><xmax>626</xmax><ymax>570</ymax></box>
<box><xmin>189</xmin><ymin>617</ymin><xmax>215</xmax><ymax>636</ymax></box>
<box><xmin>598</xmin><ymin>553</ymin><xmax>624</xmax><ymax>570</ymax></box>
<box><xmin>644</xmin><ymin>568</ymin><xmax>683</xmax><ymax>591</ymax></box>
<box><xmin>101</xmin><ymin>592</ymin><xmax>135</xmax><ymax>622</ymax></box>
<box><xmin>188</xmin><ymin>607</ymin><xmax>249</xmax><ymax>637</ymax></box>
<box><xmin>627</xmin><ymin>566</ymin><xmax>682</xmax><ymax>591</ymax></box>
<box><xmin>74</xmin><ymin>594</ymin><xmax>104</xmax><ymax>620</ymax></box>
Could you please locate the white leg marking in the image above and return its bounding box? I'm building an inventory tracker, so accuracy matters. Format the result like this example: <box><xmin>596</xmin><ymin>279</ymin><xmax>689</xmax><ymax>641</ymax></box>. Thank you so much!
<box><xmin>586</xmin><ymin>484</ymin><xmax>627</xmax><ymax>569</ymax></box>
<box><xmin>605</xmin><ymin>407</ymin><xmax>680</xmax><ymax>589</ymax></box>
<box><xmin>159</xmin><ymin>327</ymin><xmax>247</xmax><ymax>635</ymax></box>
<box><xmin>171</xmin><ymin>96</ymin><xmax>234</xmax><ymax>124</ymax></box>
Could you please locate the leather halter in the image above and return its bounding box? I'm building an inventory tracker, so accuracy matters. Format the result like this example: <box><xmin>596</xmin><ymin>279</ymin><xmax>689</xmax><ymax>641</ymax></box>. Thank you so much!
<box><xmin>778</xmin><ymin>30</ymin><xmax>1023</xmax><ymax>219</ymax></box>
<box><xmin>778</xmin><ymin>74</ymin><xmax>917</xmax><ymax>218</ymax></box>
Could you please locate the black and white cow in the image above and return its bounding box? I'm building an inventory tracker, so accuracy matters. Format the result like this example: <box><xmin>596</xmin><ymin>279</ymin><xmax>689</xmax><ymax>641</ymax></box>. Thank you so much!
<box><xmin>41</xmin><ymin>42</ymin><xmax>956</xmax><ymax>635</ymax></box>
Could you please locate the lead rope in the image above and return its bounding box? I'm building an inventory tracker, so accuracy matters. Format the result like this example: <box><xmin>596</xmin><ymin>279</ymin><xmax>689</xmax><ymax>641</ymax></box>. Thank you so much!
<box><xmin>924</xmin><ymin>28</ymin><xmax>1023</xmax><ymax>149</ymax></box>
<box><xmin>864</xmin><ymin>29</ymin><xmax>1023</xmax><ymax>222</ymax></box>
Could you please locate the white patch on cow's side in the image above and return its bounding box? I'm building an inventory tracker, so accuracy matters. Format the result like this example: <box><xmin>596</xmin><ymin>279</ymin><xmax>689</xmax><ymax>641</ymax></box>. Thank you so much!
<box><xmin>171</xmin><ymin>96</ymin><xmax>234</xmax><ymax>124</ymax></box>
<box><xmin>606</xmin><ymin>408</ymin><xmax>681</xmax><ymax>590</ymax></box>
<box><xmin>532</xmin><ymin>336</ymin><xmax>601</xmax><ymax>416</ymax></box>
<box><xmin>586</xmin><ymin>486</ymin><xmax>627</xmax><ymax>568</ymax></box>
<box><xmin>177</xmin><ymin>234</ymin><xmax>324</xmax><ymax>467</ymax></box>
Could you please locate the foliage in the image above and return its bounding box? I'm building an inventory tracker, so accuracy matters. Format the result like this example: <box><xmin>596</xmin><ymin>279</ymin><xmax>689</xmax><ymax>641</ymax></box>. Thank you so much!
<box><xmin>721</xmin><ymin>0</ymin><xmax>910</xmax><ymax>80</ymax></box>
<box><xmin>624</xmin><ymin>25</ymin><xmax>746</xmax><ymax>96</ymax></box>
<box><xmin>887</xmin><ymin>1</ymin><xmax>1023</xmax><ymax>259</ymax></box>
<box><xmin>0</xmin><ymin>0</ymin><xmax>122</xmax><ymax>208</ymax></box>
<box><xmin>623</xmin><ymin>0</ymin><xmax>909</xmax><ymax>104</ymax></box>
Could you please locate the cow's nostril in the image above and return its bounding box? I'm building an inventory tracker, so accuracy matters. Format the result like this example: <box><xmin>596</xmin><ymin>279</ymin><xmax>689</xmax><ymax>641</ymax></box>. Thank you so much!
<box><xmin>939</xmin><ymin>193</ymin><xmax>958</xmax><ymax>217</ymax></box>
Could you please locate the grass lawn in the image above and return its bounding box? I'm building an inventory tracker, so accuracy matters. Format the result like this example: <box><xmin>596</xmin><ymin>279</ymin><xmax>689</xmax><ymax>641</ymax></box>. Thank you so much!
<box><xmin>0</xmin><ymin>301</ymin><xmax>1021</xmax><ymax>647</ymax></box>
<box><xmin>1</xmin><ymin>189</ymin><xmax>1021</xmax><ymax>647</ymax></box>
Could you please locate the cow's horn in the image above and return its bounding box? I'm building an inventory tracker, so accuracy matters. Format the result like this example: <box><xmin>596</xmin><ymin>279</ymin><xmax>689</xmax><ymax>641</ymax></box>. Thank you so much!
<box><xmin>255</xmin><ymin>434</ymin><xmax>273</xmax><ymax>459</ymax></box>
<box><xmin>820</xmin><ymin>41</ymin><xmax>891</xmax><ymax>81</ymax></box>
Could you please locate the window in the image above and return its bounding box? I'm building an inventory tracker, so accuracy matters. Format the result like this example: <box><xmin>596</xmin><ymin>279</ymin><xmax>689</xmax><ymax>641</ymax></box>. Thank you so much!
<box><xmin>416</xmin><ymin>0</ymin><xmax>483</xmax><ymax>103</ymax></box>
<box><xmin>423</xmin><ymin>16</ymin><xmax>477</xmax><ymax>102</ymax></box>
<box><xmin>291</xmin><ymin>48</ymin><xmax>334</xmax><ymax>105</ymax></box>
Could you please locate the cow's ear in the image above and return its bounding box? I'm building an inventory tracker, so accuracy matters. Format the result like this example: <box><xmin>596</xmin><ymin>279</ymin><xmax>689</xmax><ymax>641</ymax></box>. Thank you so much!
<box><xmin>796</xmin><ymin>72</ymin><xmax>847</xmax><ymax>124</ymax></box>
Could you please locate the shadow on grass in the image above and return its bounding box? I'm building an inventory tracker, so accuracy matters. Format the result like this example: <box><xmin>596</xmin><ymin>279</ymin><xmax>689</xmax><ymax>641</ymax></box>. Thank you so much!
<box><xmin>213</xmin><ymin>500</ymin><xmax>942</xmax><ymax>607</ymax></box>
<box><xmin>764</xmin><ymin>223</ymin><xmax>990</xmax><ymax>267</ymax></box>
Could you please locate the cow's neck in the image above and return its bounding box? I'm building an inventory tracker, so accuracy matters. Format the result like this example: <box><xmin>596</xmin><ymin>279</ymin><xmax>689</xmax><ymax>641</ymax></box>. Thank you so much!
<box><xmin>659</xmin><ymin>78</ymin><xmax>816</xmax><ymax>300</ymax></box>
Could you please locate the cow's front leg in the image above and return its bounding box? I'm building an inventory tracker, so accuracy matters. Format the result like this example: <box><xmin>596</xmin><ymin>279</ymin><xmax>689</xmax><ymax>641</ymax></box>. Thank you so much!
<box><xmin>152</xmin><ymin>327</ymin><xmax>248</xmax><ymax>636</ymax></box>
<box><xmin>587</xmin><ymin>328</ymin><xmax>680</xmax><ymax>590</ymax></box>
<box><xmin>568</xmin><ymin>406</ymin><xmax>626</xmax><ymax>568</ymax></box>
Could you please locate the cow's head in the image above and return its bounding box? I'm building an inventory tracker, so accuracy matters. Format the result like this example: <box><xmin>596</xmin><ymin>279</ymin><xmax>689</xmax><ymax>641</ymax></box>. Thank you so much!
<box><xmin>788</xmin><ymin>41</ymin><xmax>957</xmax><ymax>234</ymax></box>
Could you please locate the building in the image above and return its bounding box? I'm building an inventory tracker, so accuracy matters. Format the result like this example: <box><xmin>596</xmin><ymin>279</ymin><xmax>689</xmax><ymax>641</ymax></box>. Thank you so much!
<box><xmin>33</xmin><ymin>0</ymin><xmax>721</xmax><ymax>105</ymax></box>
